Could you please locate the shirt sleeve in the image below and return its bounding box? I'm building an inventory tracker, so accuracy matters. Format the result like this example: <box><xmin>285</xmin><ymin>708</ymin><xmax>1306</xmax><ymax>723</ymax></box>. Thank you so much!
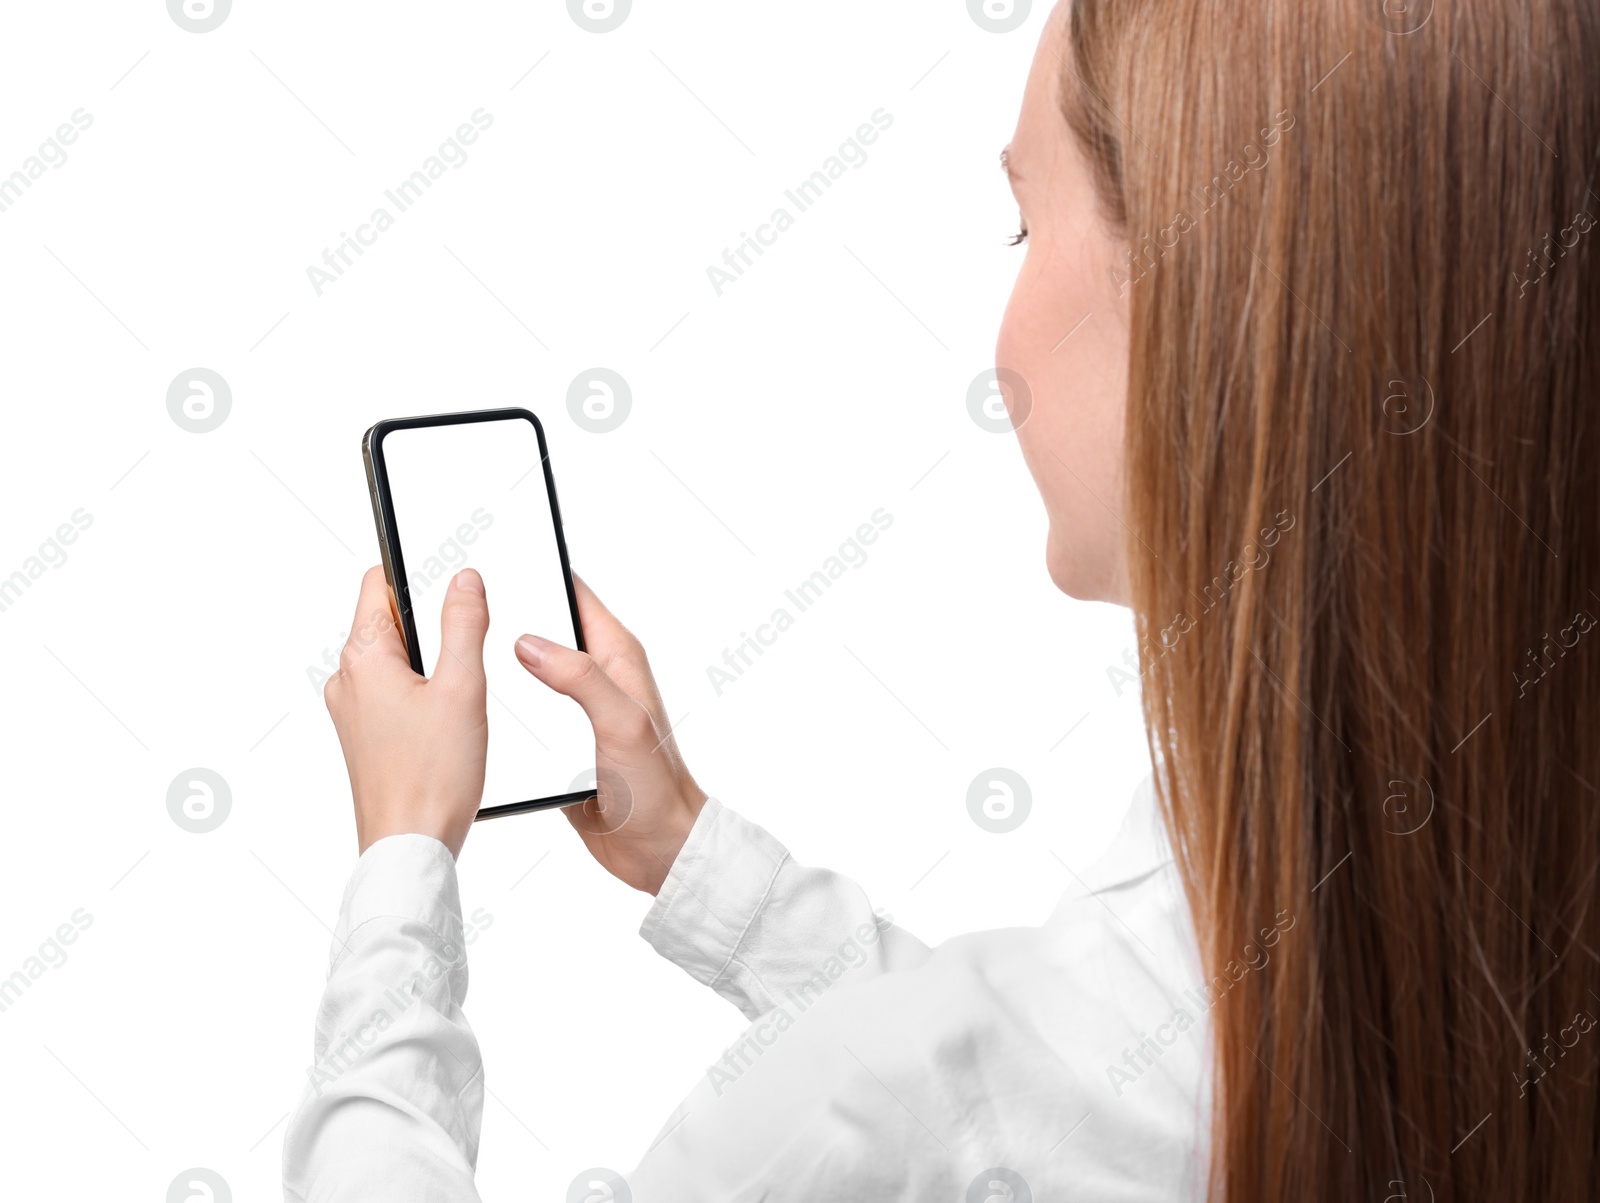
<box><xmin>638</xmin><ymin>797</ymin><xmax>931</xmax><ymax>1020</ymax></box>
<box><xmin>282</xmin><ymin>834</ymin><xmax>483</xmax><ymax>1203</ymax></box>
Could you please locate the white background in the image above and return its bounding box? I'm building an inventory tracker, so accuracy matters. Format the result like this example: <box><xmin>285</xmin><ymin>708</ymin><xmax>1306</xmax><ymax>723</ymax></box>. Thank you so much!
<box><xmin>0</xmin><ymin>1</ymin><xmax>1149</xmax><ymax>1198</ymax></box>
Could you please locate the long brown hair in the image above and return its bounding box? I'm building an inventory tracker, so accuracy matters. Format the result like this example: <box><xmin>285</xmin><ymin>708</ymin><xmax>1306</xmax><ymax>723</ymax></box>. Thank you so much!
<box><xmin>1065</xmin><ymin>0</ymin><xmax>1600</xmax><ymax>1197</ymax></box>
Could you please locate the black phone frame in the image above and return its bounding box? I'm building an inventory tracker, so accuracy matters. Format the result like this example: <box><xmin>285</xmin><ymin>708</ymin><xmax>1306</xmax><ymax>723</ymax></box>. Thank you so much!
<box><xmin>362</xmin><ymin>406</ymin><xmax>595</xmax><ymax>821</ymax></box>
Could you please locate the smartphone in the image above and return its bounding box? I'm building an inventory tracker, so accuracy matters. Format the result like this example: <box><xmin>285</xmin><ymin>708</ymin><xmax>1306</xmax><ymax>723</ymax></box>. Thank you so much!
<box><xmin>362</xmin><ymin>407</ymin><xmax>594</xmax><ymax>819</ymax></box>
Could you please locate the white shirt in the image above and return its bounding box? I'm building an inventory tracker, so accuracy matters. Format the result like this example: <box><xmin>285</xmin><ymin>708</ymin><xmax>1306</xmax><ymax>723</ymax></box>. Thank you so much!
<box><xmin>283</xmin><ymin>779</ymin><xmax>1210</xmax><ymax>1201</ymax></box>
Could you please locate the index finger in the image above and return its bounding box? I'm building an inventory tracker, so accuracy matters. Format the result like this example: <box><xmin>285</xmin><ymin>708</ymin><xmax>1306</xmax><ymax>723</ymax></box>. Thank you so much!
<box><xmin>571</xmin><ymin>572</ymin><xmax>638</xmax><ymax>655</ymax></box>
<box><xmin>570</xmin><ymin>571</ymin><xmax>665</xmax><ymax>717</ymax></box>
<box><xmin>340</xmin><ymin>565</ymin><xmax>412</xmax><ymax>676</ymax></box>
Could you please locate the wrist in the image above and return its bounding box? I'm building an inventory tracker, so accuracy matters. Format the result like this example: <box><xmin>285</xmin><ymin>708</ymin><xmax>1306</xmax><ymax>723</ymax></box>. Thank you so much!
<box><xmin>641</xmin><ymin>788</ymin><xmax>705</xmax><ymax>894</ymax></box>
<box><xmin>356</xmin><ymin>807</ymin><xmax>468</xmax><ymax>860</ymax></box>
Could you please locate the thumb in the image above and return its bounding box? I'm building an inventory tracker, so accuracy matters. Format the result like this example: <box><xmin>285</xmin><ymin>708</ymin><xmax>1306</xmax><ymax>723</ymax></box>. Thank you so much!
<box><xmin>514</xmin><ymin>632</ymin><xmax>651</xmax><ymax>743</ymax></box>
<box><xmin>434</xmin><ymin>569</ymin><xmax>490</xmax><ymax>691</ymax></box>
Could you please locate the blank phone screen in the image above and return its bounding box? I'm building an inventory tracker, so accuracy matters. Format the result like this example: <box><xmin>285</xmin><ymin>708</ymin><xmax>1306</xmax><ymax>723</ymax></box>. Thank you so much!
<box><xmin>376</xmin><ymin>413</ymin><xmax>593</xmax><ymax>811</ymax></box>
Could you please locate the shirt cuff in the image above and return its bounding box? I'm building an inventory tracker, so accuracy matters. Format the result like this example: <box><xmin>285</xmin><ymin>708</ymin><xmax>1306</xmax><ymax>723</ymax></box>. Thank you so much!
<box><xmin>330</xmin><ymin>832</ymin><xmax>467</xmax><ymax>981</ymax></box>
<box><xmin>638</xmin><ymin>797</ymin><xmax>790</xmax><ymax>993</ymax></box>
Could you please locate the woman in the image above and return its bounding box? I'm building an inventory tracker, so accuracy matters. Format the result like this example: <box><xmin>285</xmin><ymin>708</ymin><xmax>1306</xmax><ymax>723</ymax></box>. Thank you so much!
<box><xmin>284</xmin><ymin>0</ymin><xmax>1600</xmax><ymax>1198</ymax></box>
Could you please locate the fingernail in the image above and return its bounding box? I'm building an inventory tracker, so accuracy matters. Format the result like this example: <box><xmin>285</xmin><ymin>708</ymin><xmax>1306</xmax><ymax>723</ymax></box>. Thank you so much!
<box><xmin>515</xmin><ymin>636</ymin><xmax>544</xmax><ymax>668</ymax></box>
<box><xmin>454</xmin><ymin>569</ymin><xmax>483</xmax><ymax>595</ymax></box>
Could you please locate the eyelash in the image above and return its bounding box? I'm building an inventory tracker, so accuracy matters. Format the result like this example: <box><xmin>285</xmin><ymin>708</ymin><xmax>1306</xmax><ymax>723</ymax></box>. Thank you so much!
<box><xmin>1008</xmin><ymin>222</ymin><xmax>1029</xmax><ymax>247</ymax></box>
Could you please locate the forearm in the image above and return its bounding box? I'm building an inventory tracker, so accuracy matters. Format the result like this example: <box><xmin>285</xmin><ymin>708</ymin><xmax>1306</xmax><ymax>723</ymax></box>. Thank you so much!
<box><xmin>283</xmin><ymin>835</ymin><xmax>483</xmax><ymax>1203</ymax></box>
<box><xmin>640</xmin><ymin>798</ymin><xmax>931</xmax><ymax>1019</ymax></box>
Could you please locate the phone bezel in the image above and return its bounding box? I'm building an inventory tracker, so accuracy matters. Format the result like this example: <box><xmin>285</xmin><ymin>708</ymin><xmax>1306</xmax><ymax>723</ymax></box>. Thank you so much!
<box><xmin>362</xmin><ymin>406</ymin><xmax>595</xmax><ymax>821</ymax></box>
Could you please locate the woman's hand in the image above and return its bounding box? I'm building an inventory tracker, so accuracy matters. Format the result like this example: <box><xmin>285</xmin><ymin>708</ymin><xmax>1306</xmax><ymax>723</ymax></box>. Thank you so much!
<box><xmin>325</xmin><ymin>566</ymin><xmax>490</xmax><ymax>858</ymax></box>
<box><xmin>514</xmin><ymin>575</ymin><xmax>706</xmax><ymax>895</ymax></box>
